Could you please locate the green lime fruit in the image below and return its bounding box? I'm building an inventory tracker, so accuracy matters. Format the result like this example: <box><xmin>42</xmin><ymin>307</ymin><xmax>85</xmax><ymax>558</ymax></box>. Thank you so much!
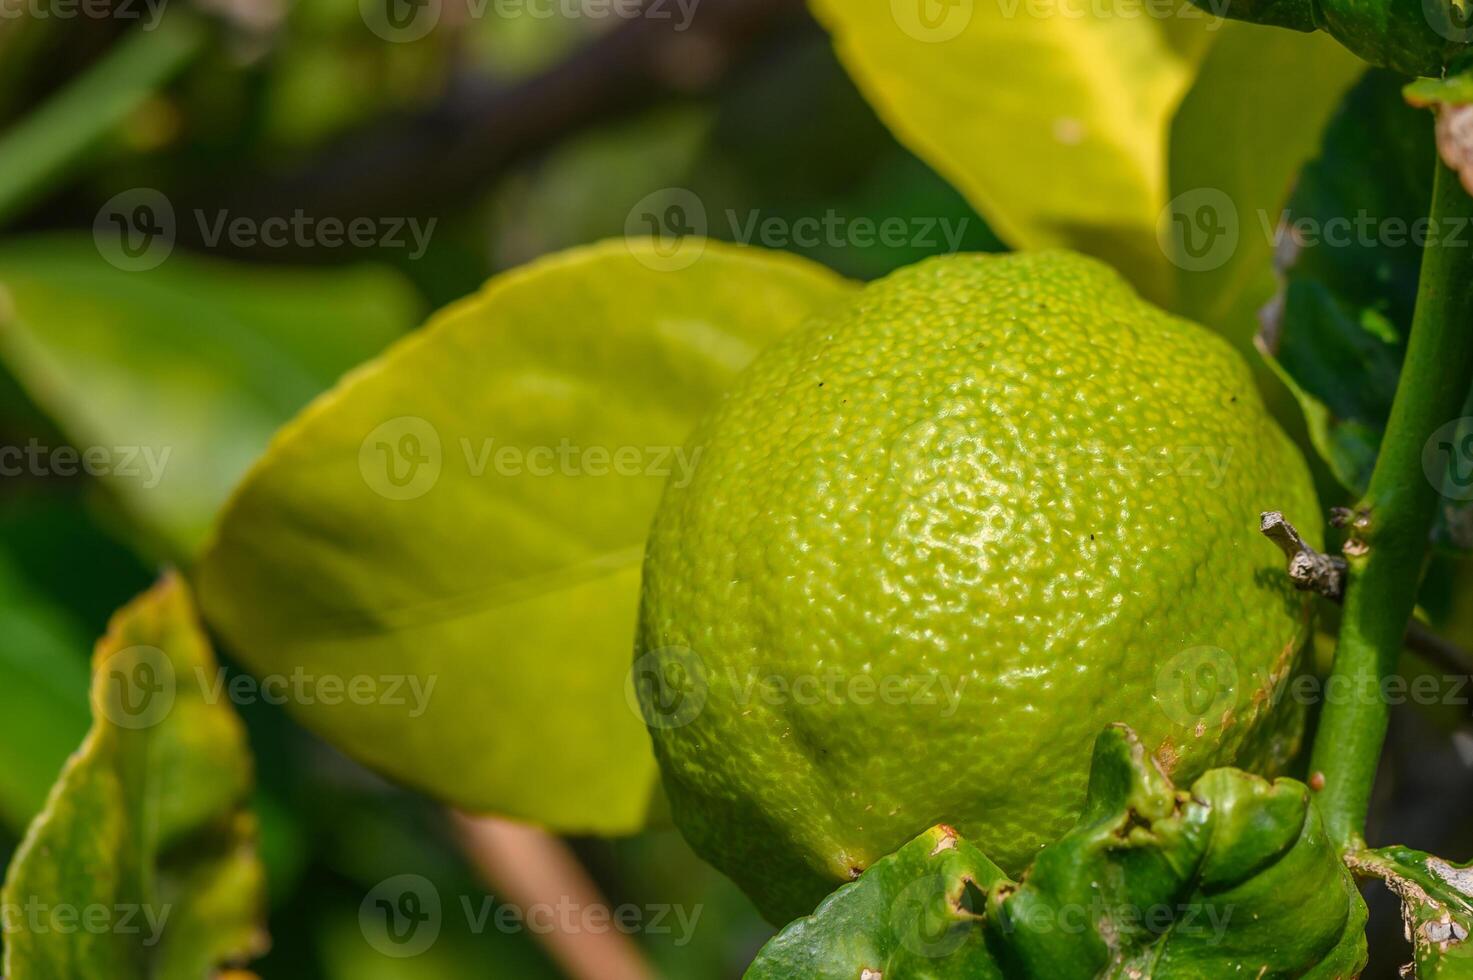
<box><xmin>634</xmin><ymin>250</ymin><xmax>1320</xmax><ymax>925</ymax></box>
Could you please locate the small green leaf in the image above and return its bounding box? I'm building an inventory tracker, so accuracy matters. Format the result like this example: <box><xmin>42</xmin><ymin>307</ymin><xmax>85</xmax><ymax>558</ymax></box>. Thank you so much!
<box><xmin>809</xmin><ymin>0</ymin><xmax>1215</xmax><ymax>302</ymax></box>
<box><xmin>747</xmin><ymin>825</ymin><xmax>1009</xmax><ymax>979</ymax></box>
<box><xmin>1405</xmin><ymin>73</ymin><xmax>1473</xmax><ymax>108</ymax></box>
<box><xmin>196</xmin><ymin>239</ymin><xmax>856</xmax><ymax>835</ymax></box>
<box><xmin>749</xmin><ymin>726</ymin><xmax>1367</xmax><ymax>978</ymax></box>
<box><xmin>1349</xmin><ymin>847</ymin><xmax>1473</xmax><ymax>977</ymax></box>
<box><xmin>0</xmin><ymin>235</ymin><xmax>422</xmax><ymax>555</ymax></box>
<box><xmin>0</xmin><ymin>572</ymin><xmax>266</xmax><ymax>979</ymax></box>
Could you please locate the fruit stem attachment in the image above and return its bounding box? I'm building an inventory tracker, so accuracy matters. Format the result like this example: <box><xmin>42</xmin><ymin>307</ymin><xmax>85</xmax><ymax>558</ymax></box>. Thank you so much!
<box><xmin>1308</xmin><ymin>159</ymin><xmax>1473</xmax><ymax>850</ymax></box>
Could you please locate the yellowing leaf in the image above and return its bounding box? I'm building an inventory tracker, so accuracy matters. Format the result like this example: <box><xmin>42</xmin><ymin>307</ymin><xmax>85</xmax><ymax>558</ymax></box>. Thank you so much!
<box><xmin>810</xmin><ymin>0</ymin><xmax>1216</xmax><ymax>302</ymax></box>
<box><xmin>0</xmin><ymin>573</ymin><xmax>265</xmax><ymax>980</ymax></box>
<box><xmin>196</xmin><ymin>239</ymin><xmax>857</xmax><ymax>834</ymax></box>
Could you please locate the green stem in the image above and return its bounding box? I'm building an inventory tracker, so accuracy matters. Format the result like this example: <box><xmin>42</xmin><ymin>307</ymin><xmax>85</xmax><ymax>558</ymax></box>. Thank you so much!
<box><xmin>1309</xmin><ymin>159</ymin><xmax>1473</xmax><ymax>849</ymax></box>
<box><xmin>0</xmin><ymin>14</ymin><xmax>208</xmax><ymax>227</ymax></box>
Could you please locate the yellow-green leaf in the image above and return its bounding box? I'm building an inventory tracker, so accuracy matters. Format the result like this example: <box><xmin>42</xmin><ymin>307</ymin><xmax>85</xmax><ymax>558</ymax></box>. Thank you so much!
<box><xmin>0</xmin><ymin>235</ymin><xmax>422</xmax><ymax>556</ymax></box>
<box><xmin>1</xmin><ymin>573</ymin><xmax>266</xmax><ymax>979</ymax></box>
<box><xmin>810</xmin><ymin>0</ymin><xmax>1215</xmax><ymax>302</ymax></box>
<box><xmin>196</xmin><ymin>239</ymin><xmax>857</xmax><ymax>834</ymax></box>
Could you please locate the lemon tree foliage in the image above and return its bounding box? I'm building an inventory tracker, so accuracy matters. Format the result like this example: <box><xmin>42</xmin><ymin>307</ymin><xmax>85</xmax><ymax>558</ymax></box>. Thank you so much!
<box><xmin>1254</xmin><ymin>72</ymin><xmax>1473</xmax><ymax>549</ymax></box>
<box><xmin>0</xmin><ymin>573</ymin><xmax>265</xmax><ymax>979</ymax></box>
<box><xmin>196</xmin><ymin>240</ymin><xmax>857</xmax><ymax>835</ymax></box>
<box><xmin>0</xmin><ymin>235</ymin><xmax>421</xmax><ymax>556</ymax></box>
<box><xmin>810</xmin><ymin>0</ymin><xmax>1214</xmax><ymax>304</ymax></box>
<box><xmin>638</xmin><ymin>250</ymin><xmax>1321</xmax><ymax>924</ymax></box>
<box><xmin>1192</xmin><ymin>0</ymin><xmax>1473</xmax><ymax>74</ymax></box>
<box><xmin>747</xmin><ymin>725</ymin><xmax>1368</xmax><ymax>979</ymax></box>
<box><xmin>1165</xmin><ymin>24</ymin><xmax>1363</xmax><ymax>360</ymax></box>
<box><xmin>1350</xmin><ymin>847</ymin><xmax>1473</xmax><ymax>977</ymax></box>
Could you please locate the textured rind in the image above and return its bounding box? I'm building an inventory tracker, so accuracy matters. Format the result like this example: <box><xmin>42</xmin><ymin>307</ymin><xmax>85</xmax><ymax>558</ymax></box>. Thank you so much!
<box><xmin>638</xmin><ymin>251</ymin><xmax>1321</xmax><ymax>924</ymax></box>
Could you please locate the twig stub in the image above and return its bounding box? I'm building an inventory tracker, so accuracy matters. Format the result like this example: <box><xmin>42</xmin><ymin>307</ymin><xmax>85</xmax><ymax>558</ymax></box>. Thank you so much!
<box><xmin>1260</xmin><ymin>511</ymin><xmax>1348</xmax><ymax>601</ymax></box>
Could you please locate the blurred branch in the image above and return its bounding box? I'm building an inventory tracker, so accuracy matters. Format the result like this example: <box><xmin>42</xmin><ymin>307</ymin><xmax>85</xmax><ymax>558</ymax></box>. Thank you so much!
<box><xmin>0</xmin><ymin>13</ymin><xmax>207</xmax><ymax>225</ymax></box>
<box><xmin>450</xmin><ymin>812</ymin><xmax>655</xmax><ymax>980</ymax></box>
<box><xmin>1406</xmin><ymin>618</ymin><xmax>1473</xmax><ymax>678</ymax></box>
<box><xmin>194</xmin><ymin>0</ymin><xmax>808</xmax><ymax>254</ymax></box>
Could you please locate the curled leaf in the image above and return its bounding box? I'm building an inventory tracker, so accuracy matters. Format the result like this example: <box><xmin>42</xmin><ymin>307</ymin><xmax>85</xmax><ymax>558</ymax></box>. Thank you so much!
<box><xmin>1348</xmin><ymin>846</ymin><xmax>1473</xmax><ymax>977</ymax></box>
<box><xmin>748</xmin><ymin>725</ymin><xmax>1367</xmax><ymax>978</ymax></box>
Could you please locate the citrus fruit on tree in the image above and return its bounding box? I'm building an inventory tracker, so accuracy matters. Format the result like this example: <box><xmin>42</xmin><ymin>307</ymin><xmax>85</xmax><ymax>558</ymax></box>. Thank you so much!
<box><xmin>633</xmin><ymin>250</ymin><xmax>1321</xmax><ymax>925</ymax></box>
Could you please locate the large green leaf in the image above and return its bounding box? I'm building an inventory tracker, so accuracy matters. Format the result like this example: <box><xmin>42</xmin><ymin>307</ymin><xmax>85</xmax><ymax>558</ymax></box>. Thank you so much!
<box><xmin>1167</xmin><ymin>24</ymin><xmax>1364</xmax><ymax>357</ymax></box>
<box><xmin>0</xmin><ymin>573</ymin><xmax>265</xmax><ymax>979</ymax></box>
<box><xmin>0</xmin><ymin>235</ymin><xmax>422</xmax><ymax>556</ymax></box>
<box><xmin>809</xmin><ymin>0</ymin><xmax>1215</xmax><ymax>302</ymax></box>
<box><xmin>748</xmin><ymin>725</ymin><xmax>1367</xmax><ymax>978</ymax></box>
<box><xmin>196</xmin><ymin>239</ymin><xmax>857</xmax><ymax>834</ymax></box>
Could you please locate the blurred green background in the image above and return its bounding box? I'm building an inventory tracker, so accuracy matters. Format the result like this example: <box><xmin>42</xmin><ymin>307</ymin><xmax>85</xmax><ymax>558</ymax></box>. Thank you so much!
<box><xmin>0</xmin><ymin>2</ymin><xmax>1469</xmax><ymax>977</ymax></box>
<box><xmin>0</xmin><ymin>4</ymin><xmax>1002</xmax><ymax>976</ymax></box>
